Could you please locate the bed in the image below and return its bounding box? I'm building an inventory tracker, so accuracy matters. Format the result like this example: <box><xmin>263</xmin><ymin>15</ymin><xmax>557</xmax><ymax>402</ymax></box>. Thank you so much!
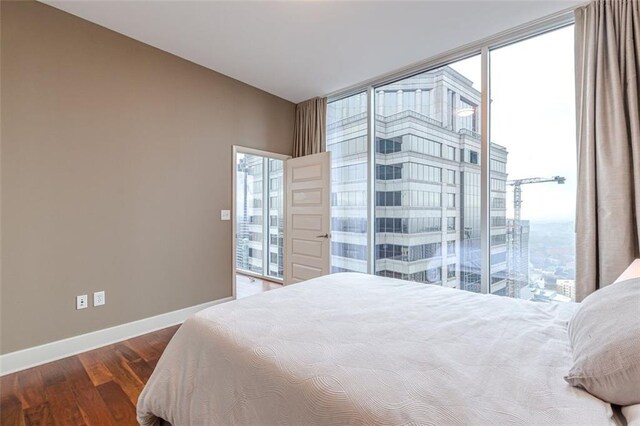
<box><xmin>137</xmin><ymin>273</ymin><xmax>616</xmax><ymax>425</ymax></box>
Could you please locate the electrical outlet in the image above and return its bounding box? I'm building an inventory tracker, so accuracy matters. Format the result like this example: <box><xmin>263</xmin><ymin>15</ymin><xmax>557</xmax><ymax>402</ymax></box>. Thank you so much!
<box><xmin>76</xmin><ymin>295</ymin><xmax>88</xmax><ymax>310</ymax></box>
<box><xmin>221</xmin><ymin>210</ymin><xmax>231</xmax><ymax>221</ymax></box>
<box><xmin>93</xmin><ymin>291</ymin><xmax>105</xmax><ymax>307</ymax></box>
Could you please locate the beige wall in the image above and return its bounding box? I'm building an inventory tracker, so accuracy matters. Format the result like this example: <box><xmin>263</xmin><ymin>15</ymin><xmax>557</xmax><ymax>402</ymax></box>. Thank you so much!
<box><xmin>0</xmin><ymin>1</ymin><xmax>295</xmax><ymax>354</ymax></box>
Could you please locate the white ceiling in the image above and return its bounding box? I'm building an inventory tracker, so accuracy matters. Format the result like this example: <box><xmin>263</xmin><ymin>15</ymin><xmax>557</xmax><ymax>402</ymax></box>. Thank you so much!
<box><xmin>43</xmin><ymin>0</ymin><xmax>582</xmax><ymax>103</ymax></box>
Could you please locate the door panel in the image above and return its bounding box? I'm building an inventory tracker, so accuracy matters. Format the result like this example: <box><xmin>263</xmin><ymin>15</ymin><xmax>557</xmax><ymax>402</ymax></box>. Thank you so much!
<box><xmin>285</xmin><ymin>152</ymin><xmax>331</xmax><ymax>284</ymax></box>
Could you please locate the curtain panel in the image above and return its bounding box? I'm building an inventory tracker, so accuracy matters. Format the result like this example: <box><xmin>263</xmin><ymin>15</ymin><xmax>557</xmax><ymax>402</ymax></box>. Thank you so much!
<box><xmin>293</xmin><ymin>97</ymin><xmax>327</xmax><ymax>158</ymax></box>
<box><xmin>575</xmin><ymin>0</ymin><xmax>640</xmax><ymax>301</ymax></box>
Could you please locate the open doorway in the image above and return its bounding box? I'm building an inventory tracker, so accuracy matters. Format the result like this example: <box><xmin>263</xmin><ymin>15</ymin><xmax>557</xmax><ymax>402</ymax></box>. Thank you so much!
<box><xmin>232</xmin><ymin>146</ymin><xmax>289</xmax><ymax>298</ymax></box>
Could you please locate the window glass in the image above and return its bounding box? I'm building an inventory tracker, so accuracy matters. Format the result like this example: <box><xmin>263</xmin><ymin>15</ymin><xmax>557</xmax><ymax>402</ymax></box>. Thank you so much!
<box><xmin>374</xmin><ymin>55</ymin><xmax>482</xmax><ymax>291</ymax></box>
<box><xmin>236</xmin><ymin>154</ymin><xmax>283</xmax><ymax>280</ymax></box>
<box><xmin>267</xmin><ymin>158</ymin><xmax>284</xmax><ymax>279</ymax></box>
<box><xmin>236</xmin><ymin>154</ymin><xmax>264</xmax><ymax>275</ymax></box>
<box><xmin>327</xmin><ymin>26</ymin><xmax>575</xmax><ymax>298</ymax></box>
<box><xmin>328</xmin><ymin>93</ymin><xmax>368</xmax><ymax>273</ymax></box>
<box><xmin>489</xmin><ymin>26</ymin><xmax>576</xmax><ymax>302</ymax></box>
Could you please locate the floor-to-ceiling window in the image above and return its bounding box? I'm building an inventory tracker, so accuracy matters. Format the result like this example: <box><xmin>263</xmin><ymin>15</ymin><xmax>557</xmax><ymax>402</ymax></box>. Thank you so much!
<box><xmin>236</xmin><ymin>151</ymin><xmax>285</xmax><ymax>281</ymax></box>
<box><xmin>489</xmin><ymin>25</ymin><xmax>576</xmax><ymax>301</ymax></box>
<box><xmin>327</xmin><ymin>23</ymin><xmax>576</xmax><ymax>303</ymax></box>
<box><xmin>327</xmin><ymin>92</ymin><xmax>369</xmax><ymax>273</ymax></box>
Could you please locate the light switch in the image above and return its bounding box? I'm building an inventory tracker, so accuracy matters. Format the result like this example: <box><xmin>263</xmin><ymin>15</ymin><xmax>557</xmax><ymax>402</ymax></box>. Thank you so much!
<box><xmin>220</xmin><ymin>210</ymin><xmax>231</xmax><ymax>221</ymax></box>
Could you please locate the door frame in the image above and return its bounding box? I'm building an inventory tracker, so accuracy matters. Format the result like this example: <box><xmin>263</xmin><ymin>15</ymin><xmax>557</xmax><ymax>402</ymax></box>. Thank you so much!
<box><xmin>231</xmin><ymin>145</ymin><xmax>291</xmax><ymax>299</ymax></box>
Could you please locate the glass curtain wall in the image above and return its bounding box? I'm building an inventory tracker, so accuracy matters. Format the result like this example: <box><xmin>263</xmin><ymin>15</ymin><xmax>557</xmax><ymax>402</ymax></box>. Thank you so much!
<box><xmin>236</xmin><ymin>153</ymin><xmax>284</xmax><ymax>280</ymax></box>
<box><xmin>489</xmin><ymin>26</ymin><xmax>576</xmax><ymax>302</ymax></box>
<box><xmin>326</xmin><ymin>24</ymin><xmax>576</xmax><ymax>303</ymax></box>
<box><xmin>327</xmin><ymin>92</ymin><xmax>369</xmax><ymax>273</ymax></box>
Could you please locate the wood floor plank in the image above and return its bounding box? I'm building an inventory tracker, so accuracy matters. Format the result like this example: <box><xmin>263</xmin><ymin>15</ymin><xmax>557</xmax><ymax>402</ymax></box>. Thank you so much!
<box><xmin>138</xmin><ymin>327</ymin><xmax>178</xmax><ymax>362</ymax></box>
<box><xmin>146</xmin><ymin>357</ymin><xmax>161</xmax><ymax>371</ymax></box>
<box><xmin>1</xmin><ymin>394</ymin><xmax>26</xmax><ymax>426</ymax></box>
<box><xmin>97</xmin><ymin>347</ymin><xmax>145</xmax><ymax>407</ymax></box>
<box><xmin>57</xmin><ymin>357</ymin><xmax>93</xmax><ymax>392</ymax></box>
<box><xmin>144</xmin><ymin>336</ymin><xmax>171</xmax><ymax>357</ymax></box>
<box><xmin>148</xmin><ymin>331</ymin><xmax>178</xmax><ymax>353</ymax></box>
<box><xmin>43</xmin><ymin>381</ymin><xmax>85</xmax><ymax>426</ymax></box>
<box><xmin>23</xmin><ymin>401</ymin><xmax>54</xmax><ymax>426</ymax></box>
<box><xmin>74</xmin><ymin>386</ymin><xmax>115</xmax><ymax>426</ymax></box>
<box><xmin>123</xmin><ymin>335</ymin><xmax>161</xmax><ymax>362</ymax></box>
<box><xmin>113</xmin><ymin>342</ymin><xmax>141</xmax><ymax>364</ymax></box>
<box><xmin>16</xmin><ymin>369</ymin><xmax>46</xmax><ymax>409</ymax></box>
<box><xmin>96</xmin><ymin>381</ymin><xmax>137</xmax><ymax>425</ymax></box>
<box><xmin>124</xmin><ymin>358</ymin><xmax>155</xmax><ymax>384</ymax></box>
<box><xmin>38</xmin><ymin>362</ymin><xmax>65</xmax><ymax>389</ymax></box>
<box><xmin>77</xmin><ymin>350</ymin><xmax>113</xmax><ymax>388</ymax></box>
<box><xmin>1</xmin><ymin>372</ymin><xmax>19</xmax><ymax>403</ymax></box>
<box><xmin>55</xmin><ymin>356</ymin><xmax>115</xmax><ymax>425</ymax></box>
<box><xmin>154</xmin><ymin>326</ymin><xmax>180</xmax><ymax>344</ymax></box>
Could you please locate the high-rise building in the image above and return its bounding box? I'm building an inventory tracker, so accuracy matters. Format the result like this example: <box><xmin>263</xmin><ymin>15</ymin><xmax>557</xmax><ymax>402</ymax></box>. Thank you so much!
<box><xmin>327</xmin><ymin>66</ymin><xmax>509</xmax><ymax>295</ymax></box>
<box><xmin>556</xmin><ymin>279</ymin><xmax>576</xmax><ymax>301</ymax></box>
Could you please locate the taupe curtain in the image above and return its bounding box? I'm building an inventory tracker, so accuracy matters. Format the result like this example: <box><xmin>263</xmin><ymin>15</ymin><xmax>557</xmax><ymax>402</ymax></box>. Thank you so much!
<box><xmin>293</xmin><ymin>97</ymin><xmax>327</xmax><ymax>158</ymax></box>
<box><xmin>575</xmin><ymin>0</ymin><xmax>640</xmax><ymax>301</ymax></box>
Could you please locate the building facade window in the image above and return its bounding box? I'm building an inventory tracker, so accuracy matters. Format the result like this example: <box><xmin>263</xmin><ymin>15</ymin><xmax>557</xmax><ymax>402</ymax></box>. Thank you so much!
<box><xmin>376</xmin><ymin>191</ymin><xmax>402</xmax><ymax>207</ymax></box>
<box><xmin>407</xmin><ymin>163</ymin><xmax>441</xmax><ymax>182</ymax></box>
<box><xmin>376</xmin><ymin>138</ymin><xmax>402</xmax><ymax>154</ymax></box>
<box><xmin>332</xmin><ymin>191</ymin><xmax>367</xmax><ymax>207</ymax></box>
<box><xmin>447</xmin><ymin>242</ymin><xmax>456</xmax><ymax>256</ymax></box>
<box><xmin>447</xmin><ymin>264</ymin><xmax>456</xmax><ymax>279</ymax></box>
<box><xmin>332</xmin><ymin>242</ymin><xmax>367</xmax><ymax>261</ymax></box>
<box><xmin>469</xmin><ymin>150</ymin><xmax>479</xmax><ymax>164</ymax></box>
<box><xmin>376</xmin><ymin>164</ymin><xmax>403</xmax><ymax>180</ymax></box>
<box><xmin>447</xmin><ymin>193</ymin><xmax>455</xmax><ymax>208</ymax></box>
<box><xmin>447</xmin><ymin>169</ymin><xmax>456</xmax><ymax>184</ymax></box>
<box><xmin>333</xmin><ymin>217</ymin><xmax>367</xmax><ymax>233</ymax></box>
<box><xmin>334</xmin><ymin>163</ymin><xmax>368</xmax><ymax>182</ymax></box>
<box><xmin>443</xmin><ymin>146</ymin><xmax>456</xmax><ymax>161</ymax></box>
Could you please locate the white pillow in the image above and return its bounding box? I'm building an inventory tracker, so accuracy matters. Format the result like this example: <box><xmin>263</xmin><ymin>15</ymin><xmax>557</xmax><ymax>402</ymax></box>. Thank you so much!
<box><xmin>565</xmin><ymin>278</ymin><xmax>640</xmax><ymax>406</ymax></box>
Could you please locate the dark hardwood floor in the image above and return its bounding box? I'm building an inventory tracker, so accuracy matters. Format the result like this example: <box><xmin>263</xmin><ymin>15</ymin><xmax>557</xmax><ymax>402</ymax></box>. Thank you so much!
<box><xmin>0</xmin><ymin>325</ymin><xmax>180</xmax><ymax>426</ymax></box>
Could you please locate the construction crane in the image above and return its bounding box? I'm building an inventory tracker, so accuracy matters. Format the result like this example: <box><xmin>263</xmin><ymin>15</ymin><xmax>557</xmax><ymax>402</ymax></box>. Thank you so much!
<box><xmin>507</xmin><ymin>176</ymin><xmax>566</xmax><ymax>222</ymax></box>
<box><xmin>505</xmin><ymin>176</ymin><xmax>565</xmax><ymax>297</ymax></box>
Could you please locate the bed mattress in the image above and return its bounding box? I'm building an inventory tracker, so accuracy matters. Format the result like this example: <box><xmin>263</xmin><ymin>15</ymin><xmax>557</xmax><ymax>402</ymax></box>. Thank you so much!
<box><xmin>137</xmin><ymin>273</ymin><xmax>615</xmax><ymax>425</ymax></box>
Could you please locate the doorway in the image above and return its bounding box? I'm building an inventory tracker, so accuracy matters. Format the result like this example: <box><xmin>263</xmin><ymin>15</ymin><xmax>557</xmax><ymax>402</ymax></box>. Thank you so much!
<box><xmin>232</xmin><ymin>146</ymin><xmax>289</xmax><ymax>297</ymax></box>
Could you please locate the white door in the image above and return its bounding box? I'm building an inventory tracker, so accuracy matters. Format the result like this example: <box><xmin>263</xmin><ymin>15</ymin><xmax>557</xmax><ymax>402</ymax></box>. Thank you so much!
<box><xmin>284</xmin><ymin>152</ymin><xmax>331</xmax><ymax>285</ymax></box>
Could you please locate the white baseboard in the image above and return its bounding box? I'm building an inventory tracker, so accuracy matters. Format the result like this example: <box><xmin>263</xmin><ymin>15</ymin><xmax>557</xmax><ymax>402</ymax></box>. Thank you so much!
<box><xmin>0</xmin><ymin>297</ymin><xmax>234</xmax><ymax>376</ymax></box>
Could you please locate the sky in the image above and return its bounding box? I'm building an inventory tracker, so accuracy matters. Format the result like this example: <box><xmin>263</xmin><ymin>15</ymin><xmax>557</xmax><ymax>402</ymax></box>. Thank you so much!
<box><xmin>450</xmin><ymin>25</ymin><xmax>576</xmax><ymax>223</ymax></box>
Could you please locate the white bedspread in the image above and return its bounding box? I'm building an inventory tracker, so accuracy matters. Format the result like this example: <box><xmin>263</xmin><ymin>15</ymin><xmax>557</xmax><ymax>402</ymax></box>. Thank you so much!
<box><xmin>137</xmin><ymin>273</ymin><xmax>614</xmax><ymax>425</ymax></box>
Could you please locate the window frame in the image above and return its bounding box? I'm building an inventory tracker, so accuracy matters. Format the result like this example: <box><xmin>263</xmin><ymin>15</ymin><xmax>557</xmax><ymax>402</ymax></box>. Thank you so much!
<box><xmin>326</xmin><ymin>12</ymin><xmax>575</xmax><ymax>294</ymax></box>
